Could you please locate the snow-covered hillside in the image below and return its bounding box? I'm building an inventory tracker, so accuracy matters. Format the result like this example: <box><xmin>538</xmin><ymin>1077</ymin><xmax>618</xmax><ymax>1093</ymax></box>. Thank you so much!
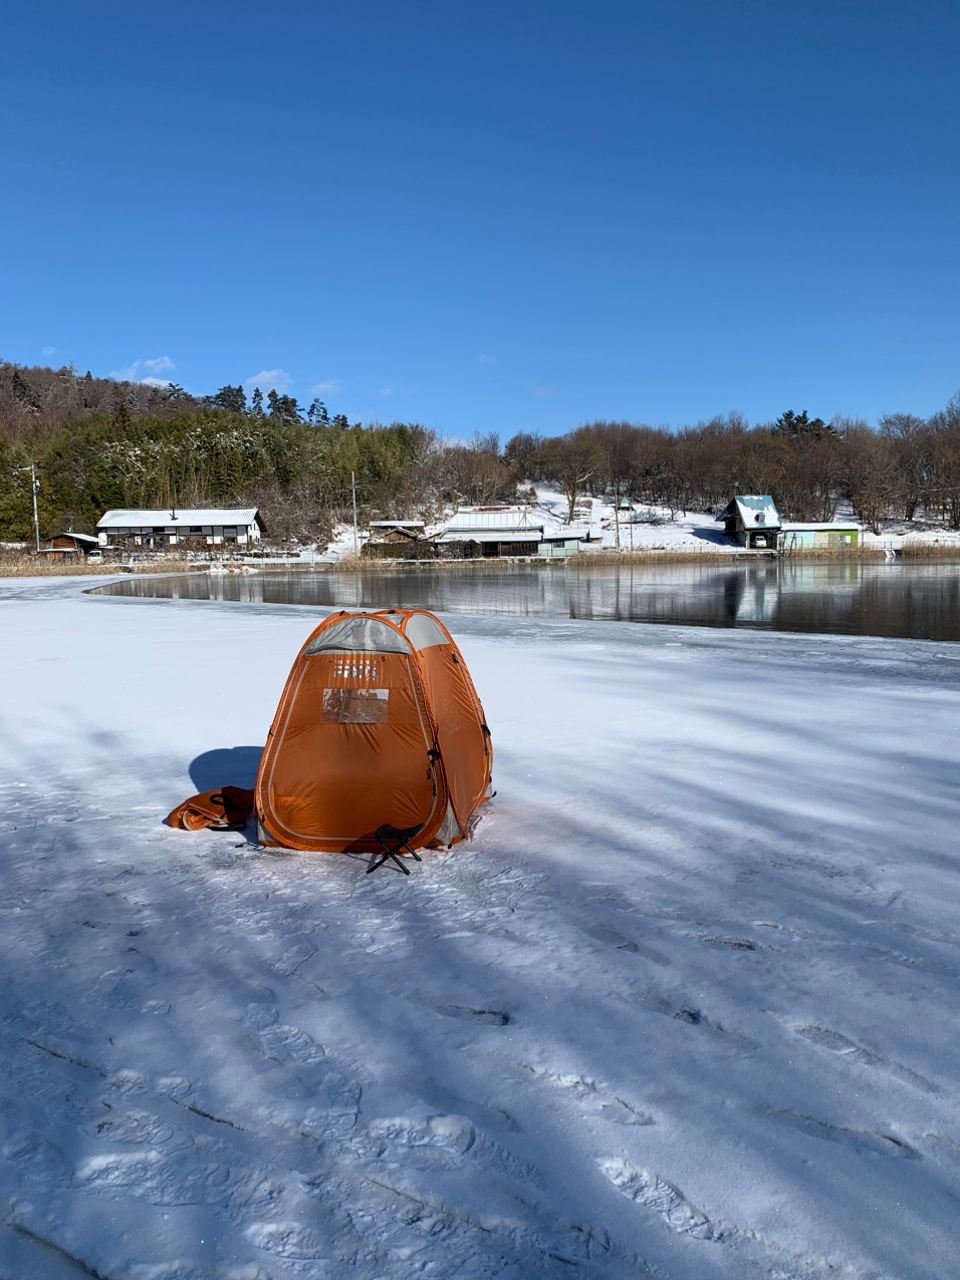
<box><xmin>2</xmin><ymin>577</ymin><xmax>960</xmax><ymax>1279</ymax></box>
<box><xmin>521</xmin><ymin>490</ymin><xmax>727</xmax><ymax>553</ymax></box>
<box><xmin>327</xmin><ymin>490</ymin><xmax>729</xmax><ymax>559</ymax></box>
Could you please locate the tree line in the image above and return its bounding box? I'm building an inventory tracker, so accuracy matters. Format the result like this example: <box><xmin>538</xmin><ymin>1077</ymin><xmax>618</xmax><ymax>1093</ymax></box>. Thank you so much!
<box><xmin>1</xmin><ymin>359</ymin><xmax>959</xmax><ymax>542</ymax></box>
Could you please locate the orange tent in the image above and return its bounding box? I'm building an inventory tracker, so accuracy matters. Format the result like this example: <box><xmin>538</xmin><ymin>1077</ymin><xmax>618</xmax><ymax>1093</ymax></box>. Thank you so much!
<box><xmin>254</xmin><ymin>609</ymin><xmax>493</xmax><ymax>869</ymax></box>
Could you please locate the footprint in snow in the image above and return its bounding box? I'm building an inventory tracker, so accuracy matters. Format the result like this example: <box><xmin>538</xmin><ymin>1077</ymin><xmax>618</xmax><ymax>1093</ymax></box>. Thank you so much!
<box><xmin>245</xmin><ymin>1219</ymin><xmax>334</xmax><ymax>1262</ymax></box>
<box><xmin>405</xmin><ymin>1076</ymin><xmax>520</xmax><ymax>1133</ymax></box>
<box><xmin>759</xmin><ymin>1108</ymin><xmax>918</xmax><ymax>1159</ymax></box>
<box><xmin>435</xmin><ymin>1004</ymin><xmax>510</xmax><ymax>1026</ymax></box>
<box><xmin>630</xmin><ymin>987</ymin><xmax>756</xmax><ymax>1047</ymax></box>
<box><xmin>367</xmin><ymin>1114</ymin><xmax>542</xmax><ymax>1186</ymax></box>
<box><xmin>630</xmin><ymin>988</ymin><xmax>710</xmax><ymax>1028</ymax></box>
<box><xmin>599</xmin><ymin>1158</ymin><xmax>727</xmax><ymax>1243</ymax></box>
<box><xmin>516</xmin><ymin>1063</ymin><xmax>654</xmax><ymax>1126</ymax></box>
<box><xmin>583</xmin><ymin>924</ymin><xmax>671</xmax><ymax>966</ymax></box>
<box><xmin>257</xmin><ymin>1023</ymin><xmax>326</xmax><ymax>1067</ymax></box>
<box><xmin>3</xmin><ymin>1131</ymin><xmax>74</xmax><ymax>1185</ymax></box>
<box><xmin>75</xmin><ymin>1149</ymin><xmax>281</xmax><ymax>1212</ymax></box>
<box><xmin>398</xmin><ymin>987</ymin><xmax>511</xmax><ymax>1026</ymax></box>
<box><xmin>14</xmin><ymin>1043</ymin><xmax>101</xmax><ymax>1106</ymax></box>
<box><xmin>271</xmin><ymin>937</ymin><xmax>317</xmax><ymax>976</ymax></box>
<box><xmin>696</xmin><ymin>935</ymin><xmax>760</xmax><ymax>952</ymax></box>
<box><xmin>82</xmin><ymin>1107</ymin><xmax>175</xmax><ymax>1146</ymax></box>
<box><xmin>789</xmin><ymin>1022</ymin><xmax>939</xmax><ymax>1094</ymax></box>
<box><xmin>919</xmin><ymin>1132</ymin><xmax>960</xmax><ymax>1163</ymax></box>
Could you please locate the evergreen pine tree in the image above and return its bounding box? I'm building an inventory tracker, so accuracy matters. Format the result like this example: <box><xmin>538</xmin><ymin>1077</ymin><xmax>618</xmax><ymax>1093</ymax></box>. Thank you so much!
<box><xmin>307</xmin><ymin>398</ymin><xmax>330</xmax><ymax>426</ymax></box>
<box><xmin>211</xmin><ymin>384</ymin><xmax>248</xmax><ymax>414</ymax></box>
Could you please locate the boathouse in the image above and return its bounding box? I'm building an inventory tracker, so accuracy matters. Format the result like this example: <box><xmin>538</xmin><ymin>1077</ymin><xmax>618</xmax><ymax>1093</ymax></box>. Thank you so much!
<box><xmin>717</xmin><ymin>496</ymin><xmax>782</xmax><ymax>549</ymax></box>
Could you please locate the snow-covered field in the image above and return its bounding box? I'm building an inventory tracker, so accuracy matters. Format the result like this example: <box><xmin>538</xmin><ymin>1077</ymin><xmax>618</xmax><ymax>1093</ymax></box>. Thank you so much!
<box><xmin>2</xmin><ymin>577</ymin><xmax>960</xmax><ymax>1280</ymax></box>
<box><xmin>328</xmin><ymin>492</ymin><xmax>732</xmax><ymax>559</ymax></box>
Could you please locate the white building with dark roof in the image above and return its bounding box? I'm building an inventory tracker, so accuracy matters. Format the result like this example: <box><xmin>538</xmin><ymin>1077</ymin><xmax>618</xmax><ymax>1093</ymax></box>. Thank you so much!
<box><xmin>97</xmin><ymin>508</ymin><xmax>264</xmax><ymax>551</ymax></box>
<box><xmin>435</xmin><ymin>508</ymin><xmax>540</xmax><ymax>554</ymax></box>
<box><xmin>433</xmin><ymin>507</ymin><xmax>588</xmax><ymax>558</ymax></box>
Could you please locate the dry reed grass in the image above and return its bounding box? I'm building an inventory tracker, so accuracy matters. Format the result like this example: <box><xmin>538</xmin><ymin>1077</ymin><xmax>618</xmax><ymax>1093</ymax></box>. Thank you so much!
<box><xmin>897</xmin><ymin>541</ymin><xmax>960</xmax><ymax>559</ymax></box>
<box><xmin>780</xmin><ymin>546</ymin><xmax>887</xmax><ymax>561</ymax></box>
<box><xmin>577</xmin><ymin>548</ymin><xmax>747</xmax><ymax>565</ymax></box>
<box><xmin>0</xmin><ymin>554</ymin><xmax>200</xmax><ymax>578</ymax></box>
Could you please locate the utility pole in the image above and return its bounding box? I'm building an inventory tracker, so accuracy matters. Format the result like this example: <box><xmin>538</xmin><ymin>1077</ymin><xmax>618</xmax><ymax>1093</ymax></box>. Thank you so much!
<box><xmin>20</xmin><ymin>464</ymin><xmax>40</xmax><ymax>555</ymax></box>
<box><xmin>30</xmin><ymin>463</ymin><xmax>40</xmax><ymax>555</ymax></box>
<box><xmin>351</xmin><ymin>471</ymin><xmax>359</xmax><ymax>557</ymax></box>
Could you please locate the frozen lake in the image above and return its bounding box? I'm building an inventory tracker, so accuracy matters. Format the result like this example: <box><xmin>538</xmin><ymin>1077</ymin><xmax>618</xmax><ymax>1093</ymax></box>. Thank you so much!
<box><xmin>3</xmin><ymin>575</ymin><xmax>960</xmax><ymax>1278</ymax></box>
<box><xmin>94</xmin><ymin>559</ymin><xmax>960</xmax><ymax>641</ymax></box>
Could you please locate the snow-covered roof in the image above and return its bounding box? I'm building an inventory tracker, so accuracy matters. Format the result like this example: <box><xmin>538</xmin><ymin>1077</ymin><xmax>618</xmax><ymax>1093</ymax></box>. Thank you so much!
<box><xmin>434</xmin><ymin>506</ymin><xmax>546</xmax><ymax>543</ymax></box>
<box><xmin>435</xmin><ymin>527</ymin><xmax>543</xmax><ymax>544</ymax></box>
<box><xmin>442</xmin><ymin>507</ymin><xmax>541</xmax><ymax>532</ymax></box>
<box><xmin>548</xmin><ymin>526</ymin><xmax>590</xmax><ymax>540</ymax></box>
<box><xmin>97</xmin><ymin>508</ymin><xmax>261</xmax><ymax>529</ymax></box>
<box><xmin>52</xmin><ymin>531</ymin><xmax>100</xmax><ymax>545</ymax></box>
<box><xmin>717</xmin><ymin>496</ymin><xmax>781</xmax><ymax>529</ymax></box>
<box><xmin>369</xmin><ymin>521</ymin><xmax>425</xmax><ymax>529</ymax></box>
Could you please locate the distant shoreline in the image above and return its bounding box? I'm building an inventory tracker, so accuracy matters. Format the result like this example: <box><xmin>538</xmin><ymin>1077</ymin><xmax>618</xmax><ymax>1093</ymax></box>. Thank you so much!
<box><xmin>6</xmin><ymin>544</ymin><xmax>960</xmax><ymax>577</ymax></box>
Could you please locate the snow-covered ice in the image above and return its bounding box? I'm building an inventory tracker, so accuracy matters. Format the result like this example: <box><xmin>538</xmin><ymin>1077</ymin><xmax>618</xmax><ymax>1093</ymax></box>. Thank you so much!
<box><xmin>2</xmin><ymin>575</ymin><xmax>960</xmax><ymax>1279</ymax></box>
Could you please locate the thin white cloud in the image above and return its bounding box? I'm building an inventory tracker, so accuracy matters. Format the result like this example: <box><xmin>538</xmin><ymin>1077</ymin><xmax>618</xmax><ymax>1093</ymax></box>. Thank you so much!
<box><xmin>244</xmin><ymin>368</ymin><xmax>293</xmax><ymax>394</ymax></box>
<box><xmin>311</xmin><ymin>379</ymin><xmax>341</xmax><ymax>395</ymax></box>
<box><xmin>534</xmin><ymin>386</ymin><xmax>556</xmax><ymax>398</ymax></box>
<box><xmin>108</xmin><ymin>356</ymin><xmax>177</xmax><ymax>385</ymax></box>
<box><xmin>377</xmin><ymin>384</ymin><xmax>415</xmax><ymax>398</ymax></box>
<box><xmin>378</xmin><ymin>385</ymin><xmax>397</xmax><ymax>397</ymax></box>
<box><xmin>41</xmin><ymin>346</ymin><xmax>56</xmax><ymax>356</ymax></box>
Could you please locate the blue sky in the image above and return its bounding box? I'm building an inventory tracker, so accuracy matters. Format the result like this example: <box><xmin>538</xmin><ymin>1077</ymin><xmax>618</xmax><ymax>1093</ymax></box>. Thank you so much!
<box><xmin>2</xmin><ymin>1</ymin><xmax>958</xmax><ymax>436</ymax></box>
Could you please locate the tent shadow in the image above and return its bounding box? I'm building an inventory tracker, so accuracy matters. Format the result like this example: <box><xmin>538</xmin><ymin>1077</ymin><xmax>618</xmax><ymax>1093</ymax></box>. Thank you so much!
<box><xmin>189</xmin><ymin>745</ymin><xmax>264</xmax><ymax>792</ymax></box>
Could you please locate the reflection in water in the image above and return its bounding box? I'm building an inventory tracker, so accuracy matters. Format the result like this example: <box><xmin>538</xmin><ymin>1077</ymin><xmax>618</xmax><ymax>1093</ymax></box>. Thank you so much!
<box><xmin>92</xmin><ymin>560</ymin><xmax>960</xmax><ymax>642</ymax></box>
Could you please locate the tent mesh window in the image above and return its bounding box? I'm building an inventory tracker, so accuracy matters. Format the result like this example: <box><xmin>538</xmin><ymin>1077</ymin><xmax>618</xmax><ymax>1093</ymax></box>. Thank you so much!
<box><xmin>305</xmin><ymin>616</ymin><xmax>409</xmax><ymax>655</ymax></box>
<box><xmin>322</xmin><ymin>688</ymin><xmax>389</xmax><ymax>723</ymax></box>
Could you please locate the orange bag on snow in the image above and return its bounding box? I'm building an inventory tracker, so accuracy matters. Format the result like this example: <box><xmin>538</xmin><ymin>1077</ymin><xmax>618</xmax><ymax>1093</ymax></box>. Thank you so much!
<box><xmin>255</xmin><ymin>609</ymin><xmax>493</xmax><ymax>857</ymax></box>
<box><xmin>166</xmin><ymin>786</ymin><xmax>254</xmax><ymax>831</ymax></box>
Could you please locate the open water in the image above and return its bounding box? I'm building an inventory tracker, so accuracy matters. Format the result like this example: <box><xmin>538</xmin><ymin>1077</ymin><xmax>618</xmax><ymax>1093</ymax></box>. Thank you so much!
<box><xmin>92</xmin><ymin>559</ymin><xmax>960</xmax><ymax>642</ymax></box>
